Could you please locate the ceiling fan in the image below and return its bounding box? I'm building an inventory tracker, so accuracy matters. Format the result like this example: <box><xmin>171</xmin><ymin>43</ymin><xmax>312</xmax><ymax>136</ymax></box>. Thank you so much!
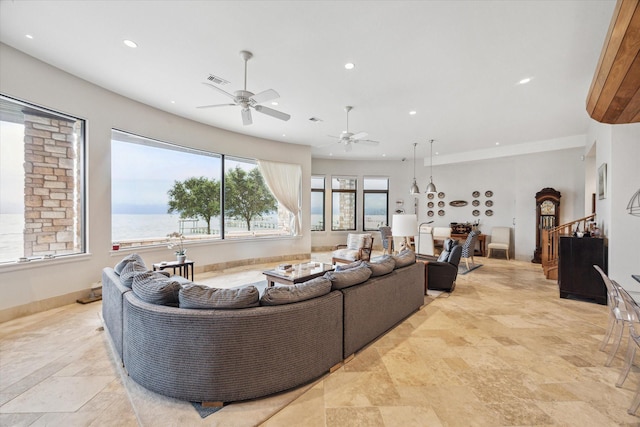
<box><xmin>328</xmin><ymin>106</ymin><xmax>379</xmax><ymax>152</ymax></box>
<box><xmin>197</xmin><ymin>50</ymin><xmax>291</xmax><ymax>126</ymax></box>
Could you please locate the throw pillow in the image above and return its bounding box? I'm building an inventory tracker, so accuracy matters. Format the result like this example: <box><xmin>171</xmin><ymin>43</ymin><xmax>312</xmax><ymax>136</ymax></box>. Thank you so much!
<box><xmin>131</xmin><ymin>270</ymin><xmax>181</xmax><ymax>306</ymax></box>
<box><xmin>393</xmin><ymin>249</ymin><xmax>416</xmax><ymax>268</ymax></box>
<box><xmin>364</xmin><ymin>255</ymin><xmax>396</xmax><ymax>277</ymax></box>
<box><xmin>335</xmin><ymin>260</ymin><xmax>363</xmax><ymax>271</ymax></box>
<box><xmin>119</xmin><ymin>260</ymin><xmax>148</xmax><ymax>288</ymax></box>
<box><xmin>114</xmin><ymin>253</ymin><xmax>145</xmax><ymax>275</ymax></box>
<box><xmin>260</xmin><ymin>277</ymin><xmax>332</xmax><ymax>306</ymax></box>
<box><xmin>324</xmin><ymin>264</ymin><xmax>372</xmax><ymax>290</ymax></box>
<box><xmin>179</xmin><ymin>284</ymin><xmax>260</xmax><ymax>309</ymax></box>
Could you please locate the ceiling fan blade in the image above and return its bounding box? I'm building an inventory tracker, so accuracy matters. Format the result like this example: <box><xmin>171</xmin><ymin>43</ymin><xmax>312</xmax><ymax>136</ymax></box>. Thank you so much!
<box><xmin>196</xmin><ymin>103</ymin><xmax>236</xmax><ymax>109</ymax></box>
<box><xmin>241</xmin><ymin>108</ymin><xmax>253</xmax><ymax>126</ymax></box>
<box><xmin>254</xmin><ymin>105</ymin><xmax>291</xmax><ymax>121</ymax></box>
<box><xmin>250</xmin><ymin>89</ymin><xmax>280</xmax><ymax>104</ymax></box>
<box><xmin>354</xmin><ymin>139</ymin><xmax>380</xmax><ymax>145</ymax></box>
<box><xmin>351</xmin><ymin>132</ymin><xmax>369</xmax><ymax>140</ymax></box>
<box><xmin>202</xmin><ymin>82</ymin><xmax>236</xmax><ymax>100</ymax></box>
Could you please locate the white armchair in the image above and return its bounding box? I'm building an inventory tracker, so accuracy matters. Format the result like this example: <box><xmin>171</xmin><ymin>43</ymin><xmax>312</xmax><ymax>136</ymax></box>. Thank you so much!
<box><xmin>332</xmin><ymin>233</ymin><xmax>374</xmax><ymax>264</ymax></box>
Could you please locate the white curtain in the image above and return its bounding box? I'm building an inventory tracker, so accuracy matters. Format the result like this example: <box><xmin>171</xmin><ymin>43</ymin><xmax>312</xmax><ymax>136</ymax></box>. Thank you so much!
<box><xmin>257</xmin><ymin>160</ymin><xmax>302</xmax><ymax>235</ymax></box>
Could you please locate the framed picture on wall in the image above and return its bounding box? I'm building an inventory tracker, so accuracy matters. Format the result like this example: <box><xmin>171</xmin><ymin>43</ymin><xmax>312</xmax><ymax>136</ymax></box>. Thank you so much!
<box><xmin>598</xmin><ymin>163</ymin><xmax>607</xmax><ymax>200</ymax></box>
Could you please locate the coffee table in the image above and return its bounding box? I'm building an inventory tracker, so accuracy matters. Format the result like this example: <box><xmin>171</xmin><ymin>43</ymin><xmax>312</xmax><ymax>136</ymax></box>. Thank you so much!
<box><xmin>263</xmin><ymin>262</ymin><xmax>334</xmax><ymax>287</ymax></box>
<box><xmin>152</xmin><ymin>259</ymin><xmax>194</xmax><ymax>281</ymax></box>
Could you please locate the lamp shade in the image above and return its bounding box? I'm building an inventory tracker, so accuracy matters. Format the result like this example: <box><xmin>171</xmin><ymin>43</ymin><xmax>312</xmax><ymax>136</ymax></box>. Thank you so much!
<box><xmin>392</xmin><ymin>214</ymin><xmax>417</xmax><ymax>237</ymax></box>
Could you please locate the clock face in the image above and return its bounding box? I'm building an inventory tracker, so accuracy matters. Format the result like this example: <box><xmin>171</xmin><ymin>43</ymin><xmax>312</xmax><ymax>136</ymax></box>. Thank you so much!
<box><xmin>541</xmin><ymin>200</ymin><xmax>555</xmax><ymax>215</ymax></box>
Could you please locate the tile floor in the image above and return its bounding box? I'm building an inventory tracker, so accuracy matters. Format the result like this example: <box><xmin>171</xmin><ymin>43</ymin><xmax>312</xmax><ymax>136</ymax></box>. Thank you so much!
<box><xmin>1</xmin><ymin>253</ymin><xmax>639</xmax><ymax>426</ymax></box>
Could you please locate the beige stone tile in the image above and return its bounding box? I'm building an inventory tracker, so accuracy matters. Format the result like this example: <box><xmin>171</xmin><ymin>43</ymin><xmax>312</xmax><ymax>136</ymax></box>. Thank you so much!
<box><xmin>326</xmin><ymin>407</ymin><xmax>384</xmax><ymax>427</ymax></box>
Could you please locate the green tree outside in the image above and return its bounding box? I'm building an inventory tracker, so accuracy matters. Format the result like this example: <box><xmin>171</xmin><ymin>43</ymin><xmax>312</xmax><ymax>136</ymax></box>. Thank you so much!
<box><xmin>225</xmin><ymin>167</ymin><xmax>277</xmax><ymax>231</ymax></box>
<box><xmin>167</xmin><ymin>177</ymin><xmax>220</xmax><ymax>234</ymax></box>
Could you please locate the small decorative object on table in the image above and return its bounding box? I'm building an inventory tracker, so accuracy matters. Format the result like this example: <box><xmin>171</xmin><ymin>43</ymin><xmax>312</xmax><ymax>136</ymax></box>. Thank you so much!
<box><xmin>167</xmin><ymin>231</ymin><xmax>187</xmax><ymax>262</ymax></box>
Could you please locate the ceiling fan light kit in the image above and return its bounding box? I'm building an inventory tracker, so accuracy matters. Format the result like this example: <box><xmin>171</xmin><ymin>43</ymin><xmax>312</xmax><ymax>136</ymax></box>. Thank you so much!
<box><xmin>425</xmin><ymin>139</ymin><xmax>437</xmax><ymax>194</ymax></box>
<box><xmin>198</xmin><ymin>50</ymin><xmax>291</xmax><ymax>125</ymax></box>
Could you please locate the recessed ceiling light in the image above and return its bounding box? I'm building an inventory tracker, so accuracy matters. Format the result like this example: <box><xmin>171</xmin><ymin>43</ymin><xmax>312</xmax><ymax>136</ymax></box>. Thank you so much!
<box><xmin>282</xmin><ymin>134</ymin><xmax>286</xmax><ymax>137</ymax></box>
<box><xmin>518</xmin><ymin>77</ymin><xmax>532</xmax><ymax>85</ymax></box>
<box><xmin>329</xmin><ymin>152</ymin><xmax>333</xmax><ymax>156</ymax></box>
<box><xmin>495</xmin><ymin>142</ymin><xmax>500</xmax><ymax>146</ymax></box>
<box><xmin>409</xmin><ymin>111</ymin><xmax>417</xmax><ymax>115</ymax></box>
<box><xmin>344</xmin><ymin>63</ymin><xmax>355</xmax><ymax>70</ymax></box>
<box><xmin>271</xmin><ymin>101</ymin><xmax>279</xmax><ymax>106</ymax></box>
<box><xmin>123</xmin><ymin>39</ymin><xmax>138</xmax><ymax>48</ymax></box>
<box><xmin>25</xmin><ymin>34</ymin><xmax>34</xmax><ymax>39</ymax></box>
<box><xmin>382</xmin><ymin>154</ymin><xmax>386</xmax><ymax>157</ymax></box>
<box><xmin>435</xmin><ymin>152</ymin><xmax>439</xmax><ymax>155</ymax></box>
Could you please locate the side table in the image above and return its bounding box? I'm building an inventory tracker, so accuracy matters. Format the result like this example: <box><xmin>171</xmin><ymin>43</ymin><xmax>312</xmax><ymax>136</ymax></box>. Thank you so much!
<box><xmin>153</xmin><ymin>259</ymin><xmax>194</xmax><ymax>281</ymax></box>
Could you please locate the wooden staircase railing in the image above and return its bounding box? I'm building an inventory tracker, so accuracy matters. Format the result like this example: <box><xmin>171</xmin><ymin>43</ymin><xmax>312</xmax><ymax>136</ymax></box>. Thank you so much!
<box><xmin>541</xmin><ymin>214</ymin><xmax>596</xmax><ymax>279</ymax></box>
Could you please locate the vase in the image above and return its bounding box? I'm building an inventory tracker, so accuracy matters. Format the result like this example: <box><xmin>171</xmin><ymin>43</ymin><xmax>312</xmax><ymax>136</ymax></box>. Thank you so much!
<box><xmin>176</xmin><ymin>255</ymin><xmax>186</xmax><ymax>264</ymax></box>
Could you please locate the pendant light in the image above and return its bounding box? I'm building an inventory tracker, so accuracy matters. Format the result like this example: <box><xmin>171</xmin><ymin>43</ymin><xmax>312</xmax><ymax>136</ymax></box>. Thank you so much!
<box><xmin>409</xmin><ymin>142</ymin><xmax>420</xmax><ymax>194</ymax></box>
<box><xmin>425</xmin><ymin>139</ymin><xmax>437</xmax><ymax>194</ymax></box>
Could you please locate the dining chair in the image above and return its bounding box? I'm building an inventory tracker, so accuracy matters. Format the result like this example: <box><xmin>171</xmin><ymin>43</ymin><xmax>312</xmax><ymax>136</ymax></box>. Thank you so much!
<box><xmin>487</xmin><ymin>226</ymin><xmax>511</xmax><ymax>259</ymax></box>
<box><xmin>594</xmin><ymin>265</ymin><xmax>631</xmax><ymax>366</ymax></box>
<box><xmin>460</xmin><ymin>230</ymin><xmax>479</xmax><ymax>271</ymax></box>
<box><xmin>416</xmin><ymin>223</ymin><xmax>435</xmax><ymax>257</ymax></box>
<box><xmin>612</xmin><ymin>283</ymin><xmax>640</xmax><ymax>415</ymax></box>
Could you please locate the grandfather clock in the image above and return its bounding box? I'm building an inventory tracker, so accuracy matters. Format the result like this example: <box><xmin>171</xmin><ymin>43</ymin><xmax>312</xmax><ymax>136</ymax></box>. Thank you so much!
<box><xmin>532</xmin><ymin>187</ymin><xmax>561</xmax><ymax>263</ymax></box>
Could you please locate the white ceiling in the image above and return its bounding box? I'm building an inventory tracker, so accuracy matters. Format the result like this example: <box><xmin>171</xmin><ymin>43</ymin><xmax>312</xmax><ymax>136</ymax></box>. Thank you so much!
<box><xmin>0</xmin><ymin>0</ymin><xmax>615</xmax><ymax>162</ymax></box>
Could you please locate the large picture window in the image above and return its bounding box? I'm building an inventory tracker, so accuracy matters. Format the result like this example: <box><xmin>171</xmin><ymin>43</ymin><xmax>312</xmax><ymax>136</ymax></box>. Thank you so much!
<box><xmin>363</xmin><ymin>177</ymin><xmax>389</xmax><ymax>231</ymax></box>
<box><xmin>331</xmin><ymin>176</ymin><xmax>357</xmax><ymax>231</ymax></box>
<box><xmin>111</xmin><ymin>131</ymin><xmax>294</xmax><ymax>249</ymax></box>
<box><xmin>0</xmin><ymin>95</ymin><xmax>85</xmax><ymax>263</ymax></box>
<box><xmin>311</xmin><ymin>176</ymin><xmax>325</xmax><ymax>231</ymax></box>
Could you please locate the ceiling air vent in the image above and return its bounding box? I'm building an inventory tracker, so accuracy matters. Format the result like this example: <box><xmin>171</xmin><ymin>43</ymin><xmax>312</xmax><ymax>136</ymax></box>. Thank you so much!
<box><xmin>309</xmin><ymin>117</ymin><xmax>323</xmax><ymax>122</ymax></box>
<box><xmin>206</xmin><ymin>74</ymin><xmax>230</xmax><ymax>85</ymax></box>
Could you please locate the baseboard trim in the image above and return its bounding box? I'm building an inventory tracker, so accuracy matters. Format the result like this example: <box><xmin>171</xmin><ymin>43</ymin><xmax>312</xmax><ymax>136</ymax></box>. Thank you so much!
<box><xmin>0</xmin><ymin>289</ymin><xmax>89</xmax><ymax>324</ymax></box>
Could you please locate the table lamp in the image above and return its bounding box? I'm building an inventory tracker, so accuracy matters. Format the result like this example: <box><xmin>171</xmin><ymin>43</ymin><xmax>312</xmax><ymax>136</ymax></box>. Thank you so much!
<box><xmin>392</xmin><ymin>214</ymin><xmax>417</xmax><ymax>252</ymax></box>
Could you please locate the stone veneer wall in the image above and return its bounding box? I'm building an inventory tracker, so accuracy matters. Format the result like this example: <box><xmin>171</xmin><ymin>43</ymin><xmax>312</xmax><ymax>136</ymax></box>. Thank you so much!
<box><xmin>23</xmin><ymin>113</ymin><xmax>80</xmax><ymax>257</ymax></box>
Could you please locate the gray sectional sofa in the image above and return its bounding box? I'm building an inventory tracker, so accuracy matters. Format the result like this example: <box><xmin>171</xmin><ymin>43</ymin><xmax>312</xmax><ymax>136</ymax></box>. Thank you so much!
<box><xmin>101</xmin><ymin>251</ymin><xmax>424</xmax><ymax>404</ymax></box>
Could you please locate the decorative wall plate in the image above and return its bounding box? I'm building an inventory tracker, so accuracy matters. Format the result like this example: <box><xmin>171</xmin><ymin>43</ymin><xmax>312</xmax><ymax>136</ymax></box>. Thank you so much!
<box><xmin>427</xmin><ymin>210</ymin><xmax>434</xmax><ymax>217</ymax></box>
<box><xmin>473</xmin><ymin>209</ymin><xmax>480</xmax><ymax>216</ymax></box>
<box><xmin>450</xmin><ymin>200</ymin><xmax>468</xmax><ymax>207</ymax></box>
<box><xmin>472</xmin><ymin>191</ymin><xmax>480</xmax><ymax>198</ymax></box>
<box><xmin>438</xmin><ymin>209</ymin><xmax>445</xmax><ymax>216</ymax></box>
<box><xmin>438</xmin><ymin>192</ymin><xmax>445</xmax><ymax>199</ymax></box>
<box><xmin>427</xmin><ymin>201</ymin><xmax>434</xmax><ymax>208</ymax></box>
<box><xmin>485</xmin><ymin>209</ymin><xmax>494</xmax><ymax>216</ymax></box>
<box><xmin>395</xmin><ymin>209</ymin><xmax>405</xmax><ymax>214</ymax></box>
<box><xmin>438</xmin><ymin>201</ymin><xmax>445</xmax><ymax>207</ymax></box>
<box><xmin>485</xmin><ymin>190</ymin><xmax>493</xmax><ymax>197</ymax></box>
<box><xmin>485</xmin><ymin>200</ymin><xmax>493</xmax><ymax>207</ymax></box>
<box><xmin>472</xmin><ymin>200</ymin><xmax>480</xmax><ymax>206</ymax></box>
<box><xmin>427</xmin><ymin>193</ymin><xmax>435</xmax><ymax>199</ymax></box>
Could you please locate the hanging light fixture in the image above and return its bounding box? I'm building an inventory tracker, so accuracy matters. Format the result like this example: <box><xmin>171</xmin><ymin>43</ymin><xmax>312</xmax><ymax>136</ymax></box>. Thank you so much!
<box><xmin>410</xmin><ymin>142</ymin><xmax>420</xmax><ymax>194</ymax></box>
<box><xmin>628</xmin><ymin>188</ymin><xmax>640</xmax><ymax>217</ymax></box>
<box><xmin>425</xmin><ymin>139</ymin><xmax>437</xmax><ymax>194</ymax></box>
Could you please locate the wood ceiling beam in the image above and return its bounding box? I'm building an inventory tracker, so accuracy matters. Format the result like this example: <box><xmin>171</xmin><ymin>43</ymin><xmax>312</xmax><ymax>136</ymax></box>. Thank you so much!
<box><xmin>587</xmin><ymin>0</ymin><xmax>640</xmax><ymax>124</ymax></box>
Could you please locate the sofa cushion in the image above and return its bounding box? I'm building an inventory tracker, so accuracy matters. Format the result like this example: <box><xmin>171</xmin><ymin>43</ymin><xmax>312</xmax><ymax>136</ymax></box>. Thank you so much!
<box><xmin>393</xmin><ymin>249</ymin><xmax>416</xmax><ymax>268</ymax></box>
<box><xmin>119</xmin><ymin>261</ymin><xmax>148</xmax><ymax>288</ymax></box>
<box><xmin>179</xmin><ymin>284</ymin><xmax>260</xmax><ymax>309</ymax></box>
<box><xmin>335</xmin><ymin>260</ymin><xmax>363</xmax><ymax>271</ymax></box>
<box><xmin>114</xmin><ymin>253</ymin><xmax>146</xmax><ymax>275</ymax></box>
<box><xmin>364</xmin><ymin>255</ymin><xmax>396</xmax><ymax>277</ymax></box>
<box><xmin>131</xmin><ymin>271</ymin><xmax>181</xmax><ymax>306</ymax></box>
<box><xmin>324</xmin><ymin>264</ymin><xmax>372</xmax><ymax>290</ymax></box>
<box><xmin>260</xmin><ymin>277</ymin><xmax>332</xmax><ymax>306</ymax></box>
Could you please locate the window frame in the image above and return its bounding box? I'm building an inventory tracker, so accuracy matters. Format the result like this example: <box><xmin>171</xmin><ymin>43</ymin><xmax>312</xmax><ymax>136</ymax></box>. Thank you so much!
<box><xmin>311</xmin><ymin>175</ymin><xmax>325</xmax><ymax>231</ymax></box>
<box><xmin>362</xmin><ymin>177</ymin><xmax>389</xmax><ymax>232</ymax></box>
<box><xmin>331</xmin><ymin>176</ymin><xmax>357</xmax><ymax>232</ymax></box>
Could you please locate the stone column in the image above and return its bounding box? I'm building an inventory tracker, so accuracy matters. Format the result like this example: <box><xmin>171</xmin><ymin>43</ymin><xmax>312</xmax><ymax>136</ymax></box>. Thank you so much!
<box><xmin>23</xmin><ymin>113</ymin><xmax>79</xmax><ymax>257</ymax></box>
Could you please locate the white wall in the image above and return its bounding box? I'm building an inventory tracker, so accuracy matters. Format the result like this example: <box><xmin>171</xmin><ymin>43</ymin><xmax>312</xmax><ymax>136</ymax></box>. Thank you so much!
<box><xmin>312</xmin><ymin>147</ymin><xmax>586</xmax><ymax>261</ymax></box>
<box><xmin>0</xmin><ymin>43</ymin><xmax>312</xmax><ymax>316</ymax></box>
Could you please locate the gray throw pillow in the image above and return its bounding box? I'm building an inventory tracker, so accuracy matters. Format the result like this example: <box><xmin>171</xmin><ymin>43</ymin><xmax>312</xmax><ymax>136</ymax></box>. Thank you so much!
<box><xmin>364</xmin><ymin>255</ymin><xmax>396</xmax><ymax>277</ymax></box>
<box><xmin>335</xmin><ymin>260</ymin><xmax>363</xmax><ymax>271</ymax></box>
<box><xmin>393</xmin><ymin>249</ymin><xmax>416</xmax><ymax>268</ymax></box>
<box><xmin>324</xmin><ymin>264</ymin><xmax>372</xmax><ymax>290</ymax></box>
<box><xmin>260</xmin><ymin>277</ymin><xmax>332</xmax><ymax>306</ymax></box>
<box><xmin>131</xmin><ymin>271</ymin><xmax>181</xmax><ymax>306</ymax></box>
<box><xmin>119</xmin><ymin>261</ymin><xmax>148</xmax><ymax>288</ymax></box>
<box><xmin>179</xmin><ymin>284</ymin><xmax>260</xmax><ymax>309</ymax></box>
<box><xmin>114</xmin><ymin>253</ymin><xmax>146</xmax><ymax>275</ymax></box>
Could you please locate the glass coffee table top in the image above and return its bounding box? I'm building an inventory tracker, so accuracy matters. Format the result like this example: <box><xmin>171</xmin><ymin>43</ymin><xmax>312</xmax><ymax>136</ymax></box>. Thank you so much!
<box><xmin>263</xmin><ymin>262</ymin><xmax>334</xmax><ymax>285</ymax></box>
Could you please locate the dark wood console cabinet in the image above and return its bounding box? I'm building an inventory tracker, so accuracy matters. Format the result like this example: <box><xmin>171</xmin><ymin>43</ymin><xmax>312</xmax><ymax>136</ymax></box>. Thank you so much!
<box><xmin>558</xmin><ymin>236</ymin><xmax>607</xmax><ymax>305</ymax></box>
